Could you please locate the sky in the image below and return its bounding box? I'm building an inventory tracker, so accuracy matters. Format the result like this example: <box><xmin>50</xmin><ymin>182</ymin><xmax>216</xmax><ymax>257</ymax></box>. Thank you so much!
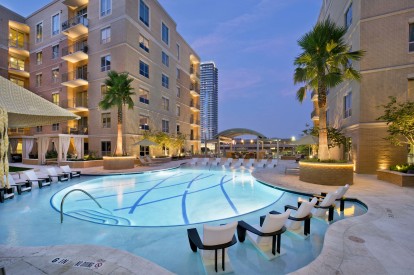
<box><xmin>1</xmin><ymin>0</ymin><xmax>321</xmax><ymax>139</ymax></box>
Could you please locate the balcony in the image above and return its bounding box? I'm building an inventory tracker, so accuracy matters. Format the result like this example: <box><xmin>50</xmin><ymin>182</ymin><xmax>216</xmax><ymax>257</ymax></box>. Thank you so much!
<box><xmin>311</xmin><ymin>91</ymin><xmax>318</xmax><ymax>101</ymax></box>
<box><xmin>63</xmin><ymin>0</ymin><xmax>88</xmax><ymax>9</ymax></box>
<box><xmin>190</xmin><ymin>101</ymin><xmax>200</xmax><ymax>111</ymax></box>
<box><xmin>311</xmin><ymin>110</ymin><xmax>319</xmax><ymax>121</ymax></box>
<box><xmin>62</xmin><ymin>15</ymin><xmax>89</xmax><ymax>39</ymax></box>
<box><xmin>190</xmin><ymin>67</ymin><xmax>200</xmax><ymax>81</ymax></box>
<box><xmin>63</xmin><ymin>126</ymin><xmax>88</xmax><ymax>135</ymax></box>
<box><xmin>190</xmin><ymin>117</ymin><xmax>200</xmax><ymax>126</ymax></box>
<box><xmin>61</xmin><ymin>70</ymin><xmax>88</xmax><ymax>87</ymax></box>
<box><xmin>190</xmin><ymin>83</ymin><xmax>200</xmax><ymax>96</ymax></box>
<box><xmin>8</xmin><ymin>39</ymin><xmax>29</xmax><ymax>57</ymax></box>
<box><xmin>190</xmin><ymin>135</ymin><xmax>200</xmax><ymax>141</ymax></box>
<box><xmin>8</xmin><ymin>62</ymin><xmax>29</xmax><ymax>78</ymax></box>
<box><xmin>61</xmin><ymin>41</ymin><xmax>88</xmax><ymax>63</ymax></box>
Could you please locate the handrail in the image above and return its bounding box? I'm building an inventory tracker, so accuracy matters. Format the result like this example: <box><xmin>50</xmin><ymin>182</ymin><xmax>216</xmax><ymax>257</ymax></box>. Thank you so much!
<box><xmin>60</xmin><ymin>189</ymin><xmax>102</xmax><ymax>223</ymax></box>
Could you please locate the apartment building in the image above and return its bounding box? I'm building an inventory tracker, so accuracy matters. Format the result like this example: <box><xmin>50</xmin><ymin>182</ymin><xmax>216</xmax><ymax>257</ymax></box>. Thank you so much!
<box><xmin>317</xmin><ymin>0</ymin><xmax>413</xmax><ymax>173</ymax></box>
<box><xmin>0</xmin><ymin>0</ymin><xmax>201</xmax><ymax>157</ymax></box>
<box><xmin>200</xmin><ymin>61</ymin><xmax>218</xmax><ymax>142</ymax></box>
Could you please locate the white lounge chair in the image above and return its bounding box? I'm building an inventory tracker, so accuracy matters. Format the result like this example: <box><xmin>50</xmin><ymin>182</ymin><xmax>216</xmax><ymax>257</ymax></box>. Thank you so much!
<box><xmin>256</xmin><ymin>159</ymin><xmax>267</xmax><ymax>168</ymax></box>
<box><xmin>188</xmin><ymin>221</ymin><xmax>238</xmax><ymax>274</ymax></box>
<box><xmin>232</xmin><ymin>159</ymin><xmax>243</xmax><ymax>168</ymax></box>
<box><xmin>6</xmin><ymin>174</ymin><xmax>31</xmax><ymax>195</ymax></box>
<box><xmin>46</xmin><ymin>167</ymin><xmax>69</xmax><ymax>182</ymax></box>
<box><xmin>199</xmin><ymin>158</ymin><xmax>209</xmax><ymax>166</ymax></box>
<box><xmin>283</xmin><ymin>197</ymin><xmax>317</xmax><ymax>238</ymax></box>
<box><xmin>312</xmin><ymin>192</ymin><xmax>337</xmax><ymax>222</ymax></box>
<box><xmin>60</xmin><ymin>165</ymin><xmax>81</xmax><ymax>179</ymax></box>
<box><xmin>189</xmin><ymin>158</ymin><xmax>199</xmax><ymax>166</ymax></box>
<box><xmin>213</xmin><ymin>158</ymin><xmax>222</xmax><ymax>166</ymax></box>
<box><xmin>23</xmin><ymin>170</ymin><xmax>51</xmax><ymax>189</ymax></box>
<box><xmin>245</xmin><ymin>159</ymin><xmax>255</xmax><ymax>168</ymax></box>
<box><xmin>267</xmin><ymin>159</ymin><xmax>278</xmax><ymax>168</ymax></box>
<box><xmin>237</xmin><ymin>210</ymin><xmax>291</xmax><ymax>260</ymax></box>
<box><xmin>314</xmin><ymin>184</ymin><xmax>350</xmax><ymax>211</ymax></box>
<box><xmin>223</xmin><ymin>158</ymin><xmax>233</xmax><ymax>168</ymax></box>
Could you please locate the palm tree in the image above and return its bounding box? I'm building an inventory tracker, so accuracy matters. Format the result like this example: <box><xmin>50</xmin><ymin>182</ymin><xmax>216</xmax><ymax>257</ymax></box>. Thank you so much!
<box><xmin>99</xmin><ymin>71</ymin><xmax>135</xmax><ymax>155</ymax></box>
<box><xmin>294</xmin><ymin>19</ymin><xmax>364</xmax><ymax>160</ymax></box>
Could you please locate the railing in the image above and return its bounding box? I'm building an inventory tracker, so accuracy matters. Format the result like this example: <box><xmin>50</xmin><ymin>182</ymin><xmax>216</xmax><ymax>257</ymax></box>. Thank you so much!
<box><xmin>190</xmin><ymin>101</ymin><xmax>200</xmax><ymax>109</ymax></box>
<box><xmin>190</xmin><ymin>118</ymin><xmax>200</xmax><ymax>125</ymax></box>
<box><xmin>190</xmin><ymin>67</ymin><xmax>200</xmax><ymax>78</ymax></box>
<box><xmin>62</xmin><ymin>41</ymin><xmax>88</xmax><ymax>56</ymax></box>
<box><xmin>190</xmin><ymin>135</ymin><xmax>200</xmax><ymax>141</ymax></box>
<box><xmin>190</xmin><ymin>83</ymin><xmax>200</xmax><ymax>94</ymax></box>
<box><xmin>8</xmin><ymin>39</ymin><xmax>29</xmax><ymax>51</ymax></box>
<box><xmin>8</xmin><ymin>62</ymin><xmax>26</xmax><ymax>72</ymax></box>
<box><xmin>60</xmin><ymin>97</ymin><xmax>88</xmax><ymax>109</ymax></box>
<box><xmin>60</xmin><ymin>189</ymin><xmax>101</xmax><ymax>223</ymax></box>
<box><xmin>62</xmin><ymin>69</ymin><xmax>88</xmax><ymax>82</ymax></box>
<box><xmin>62</xmin><ymin>126</ymin><xmax>88</xmax><ymax>135</ymax></box>
<box><xmin>62</xmin><ymin>15</ymin><xmax>89</xmax><ymax>31</ymax></box>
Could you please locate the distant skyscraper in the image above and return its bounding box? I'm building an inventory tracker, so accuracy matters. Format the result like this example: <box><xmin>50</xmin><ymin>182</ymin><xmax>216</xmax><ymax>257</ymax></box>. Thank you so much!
<box><xmin>200</xmin><ymin>62</ymin><xmax>218</xmax><ymax>142</ymax></box>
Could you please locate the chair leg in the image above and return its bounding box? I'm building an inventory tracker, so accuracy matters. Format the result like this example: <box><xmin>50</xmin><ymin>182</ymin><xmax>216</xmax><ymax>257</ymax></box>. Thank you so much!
<box><xmin>16</xmin><ymin>185</ymin><xmax>22</xmax><ymax>195</ymax></box>
<box><xmin>340</xmin><ymin>199</ymin><xmax>345</xmax><ymax>212</ymax></box>
<box><xmin>277</xmin><ymin>234</ymin><xmax>281</xmax><ymax>254</ymax></box>
<box><xmin>304</xmin><ymin>218</ymin><xmax>311</xmax><ymax>235</ymax></box>
<box><xmin>328</xmin><ymin>206</ymin><xmax>334</xmax><ymax>222</ymax></box>
<box><xmin>237</xmin><ymin>225</ymin><xmax>246</xmax><ymax>242</ymax></box>
<box><xmin>215</xmin><ymin>249</ymin><xmax>218</xmax><ymax>272</ymax></box>
<box><xmin>222</xmin><ymin>248</ymin><xmax>225</xmax><ymax>271</ymax></box>
<box><xmin>38</xmin><ymin>182</ymin><xmax>43</xmax><ymax>189</ymax></box>
<box><xmin>272</xmin><ymin>235</ymin><xmax>276</xmax><ymax>255</ymax></box>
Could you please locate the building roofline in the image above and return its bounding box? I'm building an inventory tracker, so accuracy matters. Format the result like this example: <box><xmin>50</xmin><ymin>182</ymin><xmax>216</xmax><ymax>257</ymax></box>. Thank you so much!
<box><xmin>201</xmin><ymin>61</ymin><xmax>216</xmax><ymax>66</ymax></box>
<box><xmin>0</xmin><ymin>4</ymin><xmax>25</xmax><ymax>20</ymax></box>
<box><xmin>26</xmin><ymin>0</ymin><xmax>60</xmax><ymax>19</ymax></box>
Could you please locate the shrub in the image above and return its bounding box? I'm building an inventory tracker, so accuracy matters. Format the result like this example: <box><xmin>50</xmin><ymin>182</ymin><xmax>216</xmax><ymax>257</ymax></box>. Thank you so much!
<box><xmin>390</xmin><ymin>164</ymin><xmax>414</xmax><ymax>173</ymax></box>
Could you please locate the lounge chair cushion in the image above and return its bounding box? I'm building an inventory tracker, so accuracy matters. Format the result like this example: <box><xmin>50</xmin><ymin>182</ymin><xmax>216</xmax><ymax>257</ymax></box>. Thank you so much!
<box><xmin>203</xmin><ymin>221</ymin><xmax>237</xmax><ymax>246</ymax></box>
<box><xmin>286</xmin><ymin>197</ymin><xmax>317</xmax><ymax>230</ymax></box>
<box><xmin>261</xmin><ymin>210</ymin><xmax>291</xmax><ymax>233</ymax></box>
<box><xmin>335</xmin><ymin>184</ymin><xmax>350</xmax><ymax>199</ymax></box>
<box><xmin>312</xmin><ymin>192</ymin><xmax>337</xmax><ymax>217</ymax></box>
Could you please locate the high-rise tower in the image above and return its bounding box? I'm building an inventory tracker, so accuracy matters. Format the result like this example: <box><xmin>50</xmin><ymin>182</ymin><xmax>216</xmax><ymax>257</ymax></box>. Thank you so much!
<box><xmin>200</xmin><ymin>62</ymin><xmax>218</xmax><ymax>142</ymax></box>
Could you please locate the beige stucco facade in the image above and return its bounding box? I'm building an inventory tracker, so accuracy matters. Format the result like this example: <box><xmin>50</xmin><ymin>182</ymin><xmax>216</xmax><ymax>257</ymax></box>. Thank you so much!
<box><xmin>0</xmin><ymin>0</ymin><xmax>201</xmax><ymax>157</ymax></box>
<box><xmin>317</xmin><ymin>0</ymin><xmax>413</xmax><ymax>173</ymax></box>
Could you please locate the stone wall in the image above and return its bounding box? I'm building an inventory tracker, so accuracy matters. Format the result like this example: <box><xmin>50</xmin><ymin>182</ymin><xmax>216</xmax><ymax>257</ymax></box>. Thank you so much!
<box><xmin>299</xmin><ymin>162</ymin><xmax>354</xmax><ymax>186</ymax></box>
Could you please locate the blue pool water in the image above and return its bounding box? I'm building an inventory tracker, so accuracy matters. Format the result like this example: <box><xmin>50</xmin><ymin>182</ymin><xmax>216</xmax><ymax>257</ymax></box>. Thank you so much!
<box><xmin>51</xmin><ymin>169</ymin><xmax>284</xmax><ymax>226</ymax></box>
<box><xmin>0</xmin><ymin>167</ymin><xmax>367</xmax><ymax>274</ymax></box>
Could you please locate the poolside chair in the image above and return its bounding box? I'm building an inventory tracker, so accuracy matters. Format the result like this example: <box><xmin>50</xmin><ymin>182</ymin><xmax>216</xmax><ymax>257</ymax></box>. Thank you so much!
<box><xmin>188</xmin><ymin>221</ymin><xmax>238</xmax><ymax>274</ymax></box>
<box><xmin>189</xmin><ymin>158</ymin><xmax>199</xmax><ymax>166</ymax></box>
<box><xmin>314</xmin><ymin>184</ymin><xmax>350</xmax><ymax>211</ymax></box>
<box><xmin>5</xmin><ymin>174</ymin><xmax>31</xmax><ymax>195</ymax></box>
<box><xmin>223</xmin><ymin>158</ymin><xmax>233</xmax><ymax>168</ymax></box>
<box><xmin>232</xmin><ymin>159</ymin><xmax>243</xmax><ymax>168</ymax></box>
<box><xmin>267</xmin><ymin>159</ymin><xmax>278</xmax><ymax>168</ymax></box>
<box><xmin>256</xmin><ymin>159</ymin><xmax>267</xmax><ymax>168</ymax></box>
<box><xmin>199</xmin><ymin>158</ymin><xmax>209</xmax><ymax>166</ymax></box>
<box><xmin>237</xmin><ymin>210</ymin><xmax>291</xmax><ymax>260</ymax></box>
<box><xmin>0</xmin><ymin>178</ymin><xmax>15</xmax><ymax>203</ymax></box>
<box><xmin>23</xmin><ymin>170</ymin><xmax>51</xmax><ymax>189</ymax></box>
<box><xmin>145</xmin><ymin>155</ymin><xmax>157</xmax><ymax>165</ymax></box>
<box><xmin>45</xmin><ymin>167</ymin><xmax>69</xmax><ymax>182</ymax></box>
<box><xmin>213</xmin><ymin>158</ymin><xmax>222</xmax><ymax>166</ymax></box>
<box><xmin>311</xmin><ymin>192</ymin><xmax>337</xmax><ymax>222</ymax></box>
<box><xmin>279</xmin><ymin>197</ymin><xmax>317</xmax><ymax>237</ymax></box>
<box><xmin>244</xmin><ymin>159</ymin><xmax>255</xmax><ymax>168</ymax></box>
<box><xmin>60</xmin><ymin>165</ymin><xmax>81</xmax><ymax>179</ymax></box>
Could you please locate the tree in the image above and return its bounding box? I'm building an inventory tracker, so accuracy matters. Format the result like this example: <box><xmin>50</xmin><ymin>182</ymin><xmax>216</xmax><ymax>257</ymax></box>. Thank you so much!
<box><xmin>378</xmin><ymin>96</ymin><xmax>414</xmax><ymax>148</ymax></box>
<box><xmin>99</xmin><ymin>71</ymin><xmax>135</xmax><ymax>155</ymax></box>
<box><xmin>303</xmin><ymin>124</ymin><xmax>347</xmax><ymax>158</ymax></box>
<box><xmin>294</xmin><ymin>19</ymin><xmax>364</xmax><ymax>160</ymax></box>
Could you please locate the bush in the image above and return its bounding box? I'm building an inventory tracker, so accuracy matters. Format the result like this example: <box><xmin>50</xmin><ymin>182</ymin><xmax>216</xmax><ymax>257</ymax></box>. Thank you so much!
<box><xmin>390</xmin><ymin>164</ymin><xmax>414</xmax><ymax>173</ymax></box>
<box><xmin>300</xmin><ymin>159</ymin><xmax>348</xmax><ymax>163</ymax></box>
<box><xmin>46</xmin><ymin>150</ymin><xmax>58</xmax><ymax>159</ymax></box>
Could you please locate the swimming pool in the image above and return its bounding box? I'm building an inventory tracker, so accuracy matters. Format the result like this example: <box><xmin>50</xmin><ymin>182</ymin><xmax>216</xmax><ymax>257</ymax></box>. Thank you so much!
<box><xmin>51</xmin><ymin>169</ymin><xmax>284</xmax><ymax>226</ymax></box>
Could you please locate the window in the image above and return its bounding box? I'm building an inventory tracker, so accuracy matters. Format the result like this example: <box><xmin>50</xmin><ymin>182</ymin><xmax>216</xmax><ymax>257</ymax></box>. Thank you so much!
<box><xmin>9</xmin><ymin>57</ymin><xmax>25</xmax><ymax>71</ymax></box>
<box><xmin>139</xmin><ymin>0</ymin><xmax>150</xmax><ymax>27</ymax></box>
<box><xmin>52</xmin><ymin>14</ymin><xmax>60</xmax><ymax>36</ymax></box>
<box><xmin>101</xmin><ymin>84</ymin><xmax>108</xmax><ymax>98</ymax></box>
<box><xmin>101</xmin><ymin>55</ymin><xmax>111</xmax><ymax>71</ymax></box>
<box><xmin>52</xmin><ymin>123</ymin><xmax>60</xmax><ymax>131</ymax></box>
<box><xmin>36</xmin><ymin>126</ymin><xmax>43</xmax><ymax>133</ymax></box>
<box><xmin>162</xmin><ymin>120</ymin><xmax>169</xmax><ymax>133</ymax></box>
<box><xmin>52</xmin><ymin>68</ymin><xmax>59</xmax><ymax>83</ymax></box>
<box><xmin>176</xmin><ymin>68</ymin><xmax>180</xmax><ymax>79</ymax></box>
<box><xmin>162</xmin><ymin>97</ymin><xmax>169</xmax><ymax>111</ymax></box>
<box><xmin>162</xmin><ymin>22</ymin><xmax>169</xmax><ymax>45</ymax></box>
<box><xmin>140</xmin><ymin>116</ymin><xmax>149</xmax><ymax>130</ymax></box>
<box><xmin>344</xmin><ymin>92</ymin><xmax>352</xmax><ymax>118</ymax></box>
<box><xmin>139</xmin><ymin>35</ymin><xmax>149</xmax><ymax>52</ymax></box>
<box><xmin>100</xmin><ymin>0</ymin><xmax>112</xmax><ymax>17</ymax></box>
<box><xmin>176</xmin><ymin>43</ymin><xmax>180</xmax><ymax>60</ymax></box>
<box><xmin>345</xmin><ymin>3</ymin><xmax>352</xmax><ymax>29</ymax></box>
<box><xmin>102</xmin><ymin>113</ymin><xmax>111</xmax><ymax>128</ymax></box>
<box><xmin>36</xmin><ymin>22</ymin><xmax>43</xmax><ymax>43</ymax></box>
<box><xmin>10</xmin><ymin>77</ymin><xmax>24</xmax><ymax>87</ymax></box>
<box><xmin>36</xmin><ymin>74</ymin><xmax>42</xmax><ymax>87</ymax></box>
<box><xmin>176</xmin><ymin>124</ymin><xmax>180</xmax><ymax>134</ymax></box>
<box><xmin>139</xmin><ymin>88</ymin><xmax>149</xmax><ymax>104</ymax></box>
<box><xmin>52</xmin><ymin>44</ymin><xmax>59</xmax><ymax>59</ymax></box>
<box><xmin>52</xmin><ymin>93</ymin><xmax>59</xmax><ymax>105</ymax></box>
<box><xmin>101</xmin><ymin>141</ymin><xmax>111</xmax><ymax>156</ymax></box>
<box><xmin>176</xmin><ymin>87</ymin><xmax>181</xmax><ymax>98</ymax></box>
<box><xmin>139</xmin><ymin>61</ymin><xmax>149</xmax><ymax>78</ymax></box>
<box><xmin>36</xmin><ymin>52</ymin><xmax>42</xmax><ymax>65</ymax></box>
<box><xmin>176</xmin><ymin>105</ymin><xmax>180</xmax><ymax>116</ymax></box>
<box><xmin>101</xmin><ymin>27</ymin><xmax>111</xmax><ymax>44</ymax></box>
<box><xmin>162</xmin><ymin>74</ymin><xmax>169</xmax><ymax>88</ymax></box>
<box><xmin>410</xmin><ymin>24</ymin><xmax>414</xmax><ymax>52</ymax></box>
<box><xmin>9</xmin><ymin>28</ymin><xmax>25</xmax><ymax>49</ymax></box>
<box><xmin>162</xmin><ymin>51</ymin><xmax>169</xmax><ymax>67</ymax></box>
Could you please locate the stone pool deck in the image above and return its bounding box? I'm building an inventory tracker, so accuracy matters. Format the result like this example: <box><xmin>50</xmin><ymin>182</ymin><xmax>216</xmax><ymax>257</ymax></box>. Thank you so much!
<box><xmin>2</xmin><ymin>159</ymin><xmax>414</xmax><ymax>274</ymax></box>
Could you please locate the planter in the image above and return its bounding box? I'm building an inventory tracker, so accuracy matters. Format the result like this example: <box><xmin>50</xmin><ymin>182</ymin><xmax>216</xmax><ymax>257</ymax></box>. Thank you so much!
<box><xmin>103</xmin><ymin>156</ymin><xmax>135</xmax><ymax>170</ymax></box>
<box><xmin>60</xmin><ymin>160</ymin><xmax>104</xmax><ymax>169</ymax></box>
<box><xmin>299</xmin><ymin>161</ymin><xmax>354</xmax><ymax>186</ymax></box>
<box><xmin>22</xmin><ymin>158</ymin><xmax>39</xmax><ymax>165</ymax></box>
<box><xmin>377</xmin><ymin>169</ymin><xmax>414</xmax><ymax>187</ymax></box>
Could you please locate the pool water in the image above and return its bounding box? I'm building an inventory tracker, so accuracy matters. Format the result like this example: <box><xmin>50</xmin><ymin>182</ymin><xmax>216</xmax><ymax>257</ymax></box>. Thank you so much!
<box><xmin>51</xmin><ymin>169</ymin><xmax>284</xmax><ymax>226</ymax></box>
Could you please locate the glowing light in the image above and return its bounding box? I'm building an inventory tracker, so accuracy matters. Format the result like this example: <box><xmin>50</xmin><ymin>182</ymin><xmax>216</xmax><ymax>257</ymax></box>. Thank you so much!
<box><xmin>291</xmin><ymin>136</ymin><xmax>296</xmax><ymax>141</ymax></box>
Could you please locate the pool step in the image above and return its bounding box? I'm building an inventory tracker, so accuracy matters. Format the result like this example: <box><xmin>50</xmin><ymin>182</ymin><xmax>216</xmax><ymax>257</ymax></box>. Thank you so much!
<box><xmin>66</xmin><ymin>209</ymin><xmax>131</xmax><ymax>226</ymax></box>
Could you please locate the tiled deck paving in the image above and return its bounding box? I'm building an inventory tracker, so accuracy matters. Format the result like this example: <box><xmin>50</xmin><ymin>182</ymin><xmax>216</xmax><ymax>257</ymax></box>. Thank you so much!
<box><xmin>1</xmin><ymin>160</ymin><xmax>414</xmax><ymax>274</ymax></box>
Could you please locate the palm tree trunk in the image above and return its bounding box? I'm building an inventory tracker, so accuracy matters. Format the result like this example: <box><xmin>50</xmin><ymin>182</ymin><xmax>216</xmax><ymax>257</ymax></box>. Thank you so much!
<box><xmin>115</xmin><ymin>107</ymin><xmax>123</xmax><ymax>156</ymax></box>
<box><xmin>318</xmin><ymin>81</ymin><xmax>329</xmax><ymax>160</ymax></box>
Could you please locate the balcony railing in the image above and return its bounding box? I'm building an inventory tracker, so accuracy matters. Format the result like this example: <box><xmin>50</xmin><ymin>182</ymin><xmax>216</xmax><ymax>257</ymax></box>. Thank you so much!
<box><xmin>62</xmin><ymin>69</ymin><xmax>88</xmax><ymax>82</ymax></box>
<box><xmin>8</xmin><ymin>39</ymin><xmax>29</xmax><ymax>51</ymax></box>
<box><xmin>63</xmin><ymin>126</ymin><xmax>88</xmax><ymax>135</ymax></box>
<box><xmin>62</xmin><ymin>15</ymin><xmax>89</xmax><ymax>31</ymax></box>
<box><xmin>62</xmin><ymin>41</ymin><xmax>88</xmax><ymax>56</ymax></box>
<box><xmin>190</xmin><ymin>118</ymin><xmax>200</xmax><ymax>125</ymax></box>
<box><xmin>190</xmin><ymin>135</ymin><xmax>200</xmax><ymax>141</ymax></box>
<box><xmin>190</xmin><ymin>101</ymin><xmax>200</xmax><ymax>109</ymax></box>
<box><xmin>190</xmin><ymin>67</ymin><xmax>200</xmax><ymax>78</ymax></box>
<box><xmin>190</xmin><ymin>83</ymin><xmax>200</xmax><ymax>94</ymax></box>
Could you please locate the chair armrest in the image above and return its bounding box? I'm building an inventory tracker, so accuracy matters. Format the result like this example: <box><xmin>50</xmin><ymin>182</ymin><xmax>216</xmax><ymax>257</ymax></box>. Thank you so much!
<box><xmin>238</xmin><ymin>221</ymin><xmax>263</xmax><ymax>236</ymax></box>
<box><xmin>321</xmin><ymin>192</ymin><xmax>327</xmax><ymax>196</ymax></box>
<box><xmin>287</xmin><ymin>213</ymin><xmax>312</xmax><ymax>221</ymax></box>
<box><xmin>269</xmin><ymin>210</ymin><xmax>281</xmax><ymax>215</ymax></box>
<box><xmin>260</xmin><ymin>215</ymin><xmax>266</xmax><ymax>227</ymax></box>
<box><xmin>314</xmin><ymin>204</ymin><xmax>335</xmax><ymax>209</ymax></box>
<box><xmin>313</xmin><ymin>194</ymin><xmax>325</xmax><ymax>199</ymax></box>
<box><xmin>187</xmin><ymin>228</ymin><xmax>204</xmax><ymax>251</ymax></box>
<box><xmin>284</xmin><ymin>205</ymin><xmax>298</xmax><ymax>211</ymax></box>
